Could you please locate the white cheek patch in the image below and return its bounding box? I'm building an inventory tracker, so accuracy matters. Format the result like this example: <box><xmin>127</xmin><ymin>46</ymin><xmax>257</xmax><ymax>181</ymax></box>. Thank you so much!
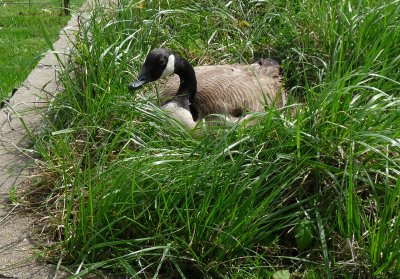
<box><xmin>160</xmin><ymin>54</ymin><xmax>175</xmax><ymax>79</ymax></box>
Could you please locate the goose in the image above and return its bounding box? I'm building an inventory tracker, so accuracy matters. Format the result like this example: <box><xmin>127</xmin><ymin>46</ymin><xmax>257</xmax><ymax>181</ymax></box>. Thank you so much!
<box><xmin>128</xmin><ymin>48</ymin><xmax>285</xmax><ymax>128</ymax></box>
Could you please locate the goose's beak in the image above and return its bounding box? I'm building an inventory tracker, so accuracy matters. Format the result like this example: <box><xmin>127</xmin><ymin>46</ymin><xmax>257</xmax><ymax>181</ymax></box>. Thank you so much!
<box><xmin>128</xmin><ymin>73</ymin><xmax>149</xmax><ymax>91</ymax></box>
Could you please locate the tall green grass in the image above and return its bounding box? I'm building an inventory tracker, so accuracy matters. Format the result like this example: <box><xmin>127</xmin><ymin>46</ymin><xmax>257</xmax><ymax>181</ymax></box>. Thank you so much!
<box><xmin>29</xmin><ymin>0</ymin><xmax>400</xmax><ymax>277</ymax></box>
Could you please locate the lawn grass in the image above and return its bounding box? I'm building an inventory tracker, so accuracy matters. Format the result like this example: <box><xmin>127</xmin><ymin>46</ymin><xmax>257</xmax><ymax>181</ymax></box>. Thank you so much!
<box><xmin>0</xmin><ymin>0</ymin><xmax>83</xmax><ymax>100</ymax></box>
<box><xmin>26</xmin><ymin>0</ymin><xmax>400</xmax><ymax>277</ymax></box>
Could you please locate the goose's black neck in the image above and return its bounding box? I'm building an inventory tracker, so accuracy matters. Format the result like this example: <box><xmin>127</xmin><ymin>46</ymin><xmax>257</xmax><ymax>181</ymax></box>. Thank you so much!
<box><xmin>174</xmin><ymin>56</ymin><xmax>199</xmax><ymax>120</ymax></box>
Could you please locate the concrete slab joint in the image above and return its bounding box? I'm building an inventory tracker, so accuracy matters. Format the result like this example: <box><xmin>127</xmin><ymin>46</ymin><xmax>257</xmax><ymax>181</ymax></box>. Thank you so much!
<box><xmin>0</xmin><ymin>3</ymin><xmax>94</xmax><ymax>278</ymax></box>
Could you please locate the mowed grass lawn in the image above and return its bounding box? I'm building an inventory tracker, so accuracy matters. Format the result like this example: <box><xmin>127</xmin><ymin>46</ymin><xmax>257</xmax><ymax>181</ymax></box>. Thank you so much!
<box><xmin>25</xmin><ymin>0</ymin><xmax>400</xmax><ymax>278</ymax></box>
<box><xmin>0</xmin><ymin>0</ymin><xmax>82</xmax><ymax>100</ymax></box>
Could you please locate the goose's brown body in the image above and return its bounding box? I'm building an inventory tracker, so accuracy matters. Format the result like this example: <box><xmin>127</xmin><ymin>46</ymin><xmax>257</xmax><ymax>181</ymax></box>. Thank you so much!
<box><xmin>160</xmin><ymin>61</ymin><xmax>285</xmax><ymax>120</ymax></box>
<box><xmin>129</xmin><ymin>49</ymin><xmax>286</xmax><ymax>127</ymax></box>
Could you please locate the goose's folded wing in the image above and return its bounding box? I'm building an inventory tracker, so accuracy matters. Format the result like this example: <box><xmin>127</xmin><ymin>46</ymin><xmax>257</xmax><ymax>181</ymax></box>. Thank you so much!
<box><xmin>161</xmin><ymin>63</ymin><xmax>285</xmax><ymax>117</ymax></box>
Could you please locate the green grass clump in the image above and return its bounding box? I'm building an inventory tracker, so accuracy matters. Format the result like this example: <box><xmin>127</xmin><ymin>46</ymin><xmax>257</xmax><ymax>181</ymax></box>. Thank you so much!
<box><xmin>0</xmin><ymin>0</ymin><xmax>83</xmax><ymax>100</ymax></box>
<box><xmin>29</xmin><ymin>0</ymin><xmax>400</xmax><ymax>277</ymax></box>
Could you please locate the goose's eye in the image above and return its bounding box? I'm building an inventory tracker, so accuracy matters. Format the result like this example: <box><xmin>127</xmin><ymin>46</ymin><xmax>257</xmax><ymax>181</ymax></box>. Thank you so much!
<box><xmin>160</xmin><ymin>58</ymin><xmax>167</xmax><ymax>67</ymax></box>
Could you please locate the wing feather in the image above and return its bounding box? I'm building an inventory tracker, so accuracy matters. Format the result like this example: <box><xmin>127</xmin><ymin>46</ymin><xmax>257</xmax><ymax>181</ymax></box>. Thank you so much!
<box><xmin>160</xmin><ymin>62</ymin><xmax>284</xmax><ymax>118</ymax></box>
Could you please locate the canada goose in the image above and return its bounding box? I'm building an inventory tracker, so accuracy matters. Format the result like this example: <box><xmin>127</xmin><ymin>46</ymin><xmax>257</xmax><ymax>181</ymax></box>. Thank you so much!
<box><xmin>128</xmin><ymin>48</ymin><xmax>285</xmax><ymax>128</ymax></box>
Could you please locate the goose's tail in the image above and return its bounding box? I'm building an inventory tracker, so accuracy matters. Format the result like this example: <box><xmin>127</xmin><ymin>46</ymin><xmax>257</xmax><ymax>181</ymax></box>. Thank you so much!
<box><xmin>258</xmin><ymin>58</ymin><xmax>286</xmax><ymax>107</ymax></box>
<box><xmin>258</xmin><ymin>58</ymin><xmax>280</xmax><ymax>67</ymax></box>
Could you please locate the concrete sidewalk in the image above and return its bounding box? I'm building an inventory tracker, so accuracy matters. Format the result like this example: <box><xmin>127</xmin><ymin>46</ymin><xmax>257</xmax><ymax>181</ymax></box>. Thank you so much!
<box><xmin>0</xmin><ymin>3</ymin><xmax>93</xmax><ymax>278</ymax></box>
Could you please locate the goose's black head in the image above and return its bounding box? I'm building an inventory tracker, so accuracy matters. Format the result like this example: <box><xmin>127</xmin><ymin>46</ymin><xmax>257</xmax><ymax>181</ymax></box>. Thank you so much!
<box><xmin>129</xmin><ymin>49</ymin><xmax>176</xmax><ymax>91</ymax></box>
